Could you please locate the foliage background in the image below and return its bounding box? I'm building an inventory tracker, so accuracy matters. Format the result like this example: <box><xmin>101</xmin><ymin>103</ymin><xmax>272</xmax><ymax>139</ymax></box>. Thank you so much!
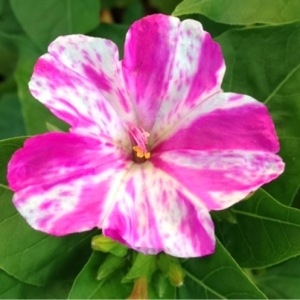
<box><xmin>0</xmin><ymin>0</ymin><xmax>300</xmax><ymax>298</ymax></box>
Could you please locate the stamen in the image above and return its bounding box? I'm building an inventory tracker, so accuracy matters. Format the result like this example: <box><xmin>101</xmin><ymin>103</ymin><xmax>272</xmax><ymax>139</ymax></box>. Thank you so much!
<box><xmin>128</xmin><ymin>123</ymin><xmax>151</xmax><ymax>163</ymax></box>
<box><xmin>128</xmin><ymin>124</ymin><xmax>149</xmax><ymax>151</ymax></box>
<box><xmin>132</xmin><ymin>145</ymin><xmax>151</xmax><ymax>163</ymax></box>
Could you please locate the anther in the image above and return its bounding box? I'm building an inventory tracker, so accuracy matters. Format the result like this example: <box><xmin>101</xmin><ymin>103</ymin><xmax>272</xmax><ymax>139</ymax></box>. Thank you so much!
<box><xmin>128</xmin><ymin>124</ymin><xmax>151</xmax><ymax>163</ymax></box>
<box><xmin>132</xmin><ymin>145</ymin><xmax>151</xmax><ymax>163</ymax></box>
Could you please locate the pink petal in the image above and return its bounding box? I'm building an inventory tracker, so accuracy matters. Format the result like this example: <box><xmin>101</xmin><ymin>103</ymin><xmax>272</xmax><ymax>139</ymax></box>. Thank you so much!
<box><xmin>101</xmin><ymin>163</ymin><xmax>215</xmax><ymax>258</ymax></box>
<box><xmin>152</xmin><ymin>150</ymin><xmax>284</xmax><ymax>211</ymax></box>
<box><xmin>7</xmin><ymin>132</ymin><xmax>131</xmax><ymax>235</ymax></box>
<box><xmin>154</xmin><ymin>93</ymin><xmax>280</xmax><ymax>153</ymax></box>
<box><xmin>122</xmin><ymin>14</ymin><xmax>225</xmax><ymax>136</ymax></box>
<box><xmin>29</xmin><ymin>35</ymin><xmax>132</xmax><ymax>147</ymax></box>
<box><xmin>47</xmin><ymin>35</ymin><xmax>134</xmax><ymax>121</ymax></box>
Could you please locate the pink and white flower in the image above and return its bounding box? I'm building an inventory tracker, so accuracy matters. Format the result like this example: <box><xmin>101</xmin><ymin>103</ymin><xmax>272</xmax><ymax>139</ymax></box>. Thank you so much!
<box><xmin>7</xmin><ymin>14</ymin><xmax>284</xmax><ymax>257</ymax></box>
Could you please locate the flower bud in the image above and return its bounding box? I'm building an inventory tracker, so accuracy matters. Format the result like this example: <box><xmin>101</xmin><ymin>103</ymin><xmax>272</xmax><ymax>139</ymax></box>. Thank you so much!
<box><xmin>97</xmin><ymin>254</ymin><xmax>125</xmax><ymax>281</ymax></box>
<box><xmin>91</xmin><ymin>234</ymin><xmax>127</xmax><ymax>257</ymax></box>
<box><xmin>128</xmin><ymin>277</ymin><xmax>148</xmax><ymax>299</ymax></box>
<box><xmin>167</xmin><ymin>262</ymin><xmax>184</xmax><ymax>287</ymax></box>
<box><xmin>157</xmin><ymin>254</ymin><xmax>184</xmax><ymax>287</ymax></box>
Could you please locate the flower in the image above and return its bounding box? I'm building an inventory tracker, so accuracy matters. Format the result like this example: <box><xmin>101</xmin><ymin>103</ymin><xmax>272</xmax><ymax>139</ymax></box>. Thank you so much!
<box><xmin>7</xmin><ymin>14</ymin><xmax>284</xmax><ymax>258</ymax></box>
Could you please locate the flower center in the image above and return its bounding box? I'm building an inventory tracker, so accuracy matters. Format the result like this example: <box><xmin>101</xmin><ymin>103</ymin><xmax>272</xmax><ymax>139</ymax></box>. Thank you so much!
<box><xmin>128</xmin><ymin>124</ymin><xmax>151</xmax><ymax>163</ymax></box>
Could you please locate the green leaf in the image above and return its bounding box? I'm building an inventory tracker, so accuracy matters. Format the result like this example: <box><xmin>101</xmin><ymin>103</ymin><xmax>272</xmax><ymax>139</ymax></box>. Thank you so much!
<box><xmin>216</xmin><ymin>189</ymin><xmax>300</xmax><ymax>268</ymax></box>
<box><xmin>253</xmin><ymin>256</ymin><xmax>300</xmax><ymax>299</ymax></box>
<box><xmin>173</xmin><ymin>0</ymin><xmax>300</xmax><ymax>25</ymax></box>
<box><xmin>0</xmin><ymin>136</ymin><xmax>26</xmax><ymax>185</ymax></box>
<box><xmin>10</xmin><ymin>0</ymin><xmax>100</xmax><ymax>50</ymax></box>
<box><xmin>0</xmin><ymin>268</ymin><xmax>75</xmax><ymax>299</ymax></box>
<box><xmin>68</xmin><ymin>251</ymin><xmax>131</xmax><ymax>299</ymax></box>
<box><xmin>216</xmin><ymin>22</ymin><xmax>300</xmax><ymax>205</ymax></box>
<box><xmin>0</xmin><ymin>36</ymin><xmax>17</xmax><ymax>78</ymax></box>
<box><xmin>0</xmin><ymin>0</ymin><xmax>23</xmax><ymax>35</ymax></box>
<box><xmin>266</xmin><ymin>137</ymin><xmax>300</xmax><ymax>207</ymax></box>
<box><xmin>0</xmin><ymin>186</ymin><xmax>93</xmax><ymax>286</ymax></box>
<box><xmin>178</xmin><ymin>240</ymin><xmax>266</xmax><ymax>299</ymax></box>
<box><xmin>150</xmin><ymin>0</ymin><xmax>182</xmax><ymax>14</ymax></box>
<box><xmin>122</xmin><ymin>0</ymin><xmax>143</xmax><ymax>24</ymax></box>
<box><xmin>0</xmin><ymin>93</ymin><xmax>26</xmax><ymax>139</ymax></box>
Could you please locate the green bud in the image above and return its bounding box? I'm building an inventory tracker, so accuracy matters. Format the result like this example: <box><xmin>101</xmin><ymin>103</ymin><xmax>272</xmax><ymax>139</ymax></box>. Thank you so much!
<box><xmin>91</xmin><ymin>234</ymin><xmax>128</xmax><ymax>257</ymax></box>
<box><xmin>97</xmin><ymin>254</ymin><xmax>125</xmax><ymax>281</ymax></box>
<box><xmin>122</xmin><ymin>253</ymin><xmax>156</xmax><ymax>283</ymax></box>
<box><xmin>167</xmin><ymin>262</ymin><xmax>184</xmax><ymax>287</ymax></box>
<box><xmin>92</xmin><ymin>235</ymin><xmax>116</xmax><ymax>252</ymax></box>
<box><xmin>157</xmin><ymin>254</ymin><xmax>184</xmax><ymax>287</ymax></box>
<box><xmin>154</xmin><ymin>272</ymin><xmax>169</xmax><ymax>298</ymax></box>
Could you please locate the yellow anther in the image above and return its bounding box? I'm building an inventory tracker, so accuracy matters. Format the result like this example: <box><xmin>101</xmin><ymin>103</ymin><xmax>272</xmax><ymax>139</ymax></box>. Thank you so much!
<box><xmin>132</xmin><ymin>145</ymin><xmax>151</xmax><ymax>163</ymax></box>
<box><xmin>136</xmin><ymin>151</ymin><xmax>144</xmax><ymax>158</ymax></box>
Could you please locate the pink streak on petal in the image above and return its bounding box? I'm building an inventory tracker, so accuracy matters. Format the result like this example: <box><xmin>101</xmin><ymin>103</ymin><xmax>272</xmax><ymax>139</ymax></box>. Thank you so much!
<box><xmin>102</xmin><ymin>163</ymin><xmax>215</xmax><ymax>257</ymax></box>
<box><xmin>186</xmin><ymin>33</ymin><xmax>224</xmax><ymax>106</ymax></box>
<box><xmin>152</xmin><ymin>150</ymin><xmax>284</xmax><ymax>211</ymax></box>
<box><xmin>154</xmin><ymin>93</ymin><xmax>280</xmax><ymax>153</ymax></box>
<box><xmin>122</xmin><ymin>14</ymin><xmax>173</xmax><ymax>129</ymax></box>
<box><xmin>7</xmin><ymin>132</ymin><xmax>131</xmax><ymax>235</ymax></box>
<box><xmin>122</xmin><ymin>14</ymin><xmax>225</xmax><ymax>139</ymax></box>
<box><xmin>29</xmin><ymin>54</ymin><xmax>130</xmax><ymax>147</ymax></box>
<box><xmin>47</xmin><ymin>34</ymin><xmax>134</xmax><ymax>120</ymax></box>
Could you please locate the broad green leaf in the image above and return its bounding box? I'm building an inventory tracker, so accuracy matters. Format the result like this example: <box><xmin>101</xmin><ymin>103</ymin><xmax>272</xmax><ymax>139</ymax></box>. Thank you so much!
<box><xmin>173</xmin><ymin>0</ymin><xmax>300</xmax><ymax>25</ymax></box>
<box><xmin>0</xmin><ymin>268</ymin><xmax>75</xmax><ymax>299</ymax></box>
<box><xmin>0</xmin><ymin>186</ymin><xmax>93</xmax><ymax>286</ymax></box>
<box><xmin>253</xmin><ymin>256</ymin><xmax>300</xmax><ymax>299</ymax></box>
<box><xmin>266</xmin><ymin>137</ymin><xmax>300</xmax><ymax>207</ymax></box>
<box><xmin>216</xmin><ymin>189</ymin><xmax>300</xmax><ymax>268</ymax></box>
<box><xmin>0</xmin><ymin>136</ymin><xmax>26</xmax><ymax>185</ymax></box>
<box><xmin>10</xmin><ymin>0</ymin><xmax>100</xmax><ymax>50</ymax></box>
<box><xmin>217</xmin><ymin>23</ymin><xmax>300</xmax><ymax>105</ymax></box>
<box><xmin>150</xmin><ymin>0</ymin><xmax>181</xmax><ymax>14</ymax></box>
<box><xmin>0</xmin><ymin>93</ymin><xmax>26</xmax><ymax>139</ymax></box>
<box><xmin>68</xmin><ymin>252</ymin><xmax>131</xmax><ymax>299</ymax></box>
<box><xmin>14</xmin><ymin>36</ymin><xmax>68</xmax><ymax>135</ymax></box>
<box><xmin>122</xmin><ymin>0</ymin><xmax>143</xmax><ymax>24</ymax></box>
<box><xmin>0</xmin><ymin>36</ymin><xmax>17</xmax><ymax>78</ymax></box>
<box><xmin>0</xmin><ymin>0</ymin><xmax>23</xmax><ymax>35</ymax></box>
<box><xmin>178</xmin><ymin>241</ymin><xmax>266</xmax><ymax>299</ymax></box>
<box><xmin>216</xmin><ymin>22</ymin><xmax>300</xmax><ymax>205</ymax></box>
<box><xmin>101</xmin><ymin>0</ymin><xmax>133</xmax><ymax>9</ymax></box>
